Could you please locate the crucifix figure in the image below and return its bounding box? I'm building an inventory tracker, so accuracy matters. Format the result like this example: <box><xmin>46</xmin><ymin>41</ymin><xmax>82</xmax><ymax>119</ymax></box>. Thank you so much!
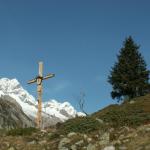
<box><xmin>28</xmin><ymin>62</ymin><xmax>55</xmax><ymax>128</ymax></box>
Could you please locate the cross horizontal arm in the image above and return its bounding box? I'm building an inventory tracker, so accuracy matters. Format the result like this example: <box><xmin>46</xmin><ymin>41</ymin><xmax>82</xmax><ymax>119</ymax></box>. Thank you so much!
<box><xmin>43</xmin><ymin>73</ymin><xmax>55</xmax><ymax>80</ymax></box>
<box><xmin>27</xmin><ymin>78</ymin><xmax>36</xmax><ymax>84</ymax></box>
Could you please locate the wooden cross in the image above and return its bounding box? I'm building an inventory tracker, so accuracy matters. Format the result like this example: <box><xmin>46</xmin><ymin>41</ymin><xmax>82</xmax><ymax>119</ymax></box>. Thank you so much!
<box><xmin>28</xmin><ymin>62</ymin><xmax>55</xmax><ymax>128</ymax></box>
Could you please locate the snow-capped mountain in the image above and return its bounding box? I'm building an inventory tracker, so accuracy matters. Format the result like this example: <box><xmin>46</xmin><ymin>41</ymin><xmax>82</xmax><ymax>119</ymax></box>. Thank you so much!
<box><xmin>0</xmin><ymin>78</ymin><xmax>85</xmax><ymax>126</ymax></box>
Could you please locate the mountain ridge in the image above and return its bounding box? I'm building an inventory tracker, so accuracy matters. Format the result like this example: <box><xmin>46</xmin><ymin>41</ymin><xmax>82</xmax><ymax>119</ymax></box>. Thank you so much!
<box><xmin>0</xmin><ymin>78</ymin><xmax>85</xmax><ymax>128</ymax></box>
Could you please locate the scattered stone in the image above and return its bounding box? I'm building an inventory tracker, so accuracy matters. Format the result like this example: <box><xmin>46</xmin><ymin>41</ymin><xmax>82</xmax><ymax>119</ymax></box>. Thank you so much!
<box><xmin>8</xmin><ymin>147</ymin><xmax>15</xmax><ymax>150</ymax></box>
<box><xmin>41</xmin><ymin>129</ymin><xmax>47</xmax><ymax>133</ymax></box>
<box><xmin>119</xmin><ymin>146</ymin><xmax>127</xmax><ymax>150</ymax></box>
<box><xmin>83</xmin><ymin>146</ymin><xmax>87</xmax><ymax>149</ymax></box>
<box><xmin>125</xmin><ymin>132</ymin><xmax>136</xmax><ymax>138</ymax></box>
<box><xmin>67</xmin><ymin>132</ymin><xmax>77</xmax><ymax>138</ymax></box>
<box><xmin>119</xmin><ymin>134</ymin><xmax>124</xmax><ymax>140</ymax></box>
<box><xmin>109</xmin><ymin>128</ymin><xmax>114</xmax><ymax>132</ymax></box>
<box><xmin>4</xmin><ymin>142</ymin><xmax>10</xmax><ymax>147</ymax></box>
<box><xmin>145</xmin><ymin>144</ymin><xmax>150</xmax><ymax>150</ymax></box>
<box><xmin>103</xmin><ymin>146</ymin><xmax>115</xmax><ymax>150</ymax></box>
<box><xmin>119</xmin><ymin>126</ymin><xmax>130</xmax><ymax>134</ymax></box>
<box><xmin>99</xmin><ymin>132</ymin><xmax>110</xmax><ymax>145</ymax></box>
<box><xmin>145</xmin><ymin>127</ymin><xmax>150</xmax><ymax>132</ymax></box>
<box><xmin>95</xmin><ymin>134</ymin><xmax>99</xmax><ymax>138</ymax></box>
<box><xmin>83</xmin><ymin>134</ymin><xmax>88</xmax><ymax>139</ymax></box>
<box><xmin>59</xmin><ymin>147</ymin><xmax>69</xmax><ymax>150</ymax></box>
<box><xmin>46</xmin><ymin>146</ymin><xmax>52</xmax><ymax>150</ymax></box>
<box><xmin>112</xmin><ymin>140</ymin><xmax>121</xmax><ymax>145</ymax></box>
<box><xmin>38</xmin><ymin>140</ymin><xmax>47</xmax><ymax>145</ymax></box>
<box><xmin>129</xmin><ymin>100</ymin><xmax>135</xmax><ymax>104</ymax></box>
<box><xmin>58</xmin><ymin>138</ymin><xmax>70</xmax><ymax>150</ymax></box>
<box><xmin>27</xmin><ymin>140</ymin><xmax>36</xmax><ymax>145</ymax></box>
<box><xmin>60</xmin><ymin>135</ymin><xmax>64</xmax><ymax>138</ymax></box>
<box><xmin>122</xmin><ymin>139</ymin><xmax>130</xmax><ymax>143</ymax></box>
<box><xmin>75</xmin><ymin>140</ymin><xmax>84</xmax><ymax>146</ymax></box>
<box><xmin>71</xmin><ymin>144</ymin><xmax>77</xmax><ymax>150</ymax></box>
<box><xmin>136</xmin><ymin>146</ymin><xmax>144</xmax><ymax>150</ymax></box>
<box><xmin>87</xmin><ymin>143</ymin><xmax>96</xmax><ymax>150</ymax></box>
<box><xmin>87</xmin><ymin>138</ymin><xmax>92</xmax><ymax>142</ymax></box>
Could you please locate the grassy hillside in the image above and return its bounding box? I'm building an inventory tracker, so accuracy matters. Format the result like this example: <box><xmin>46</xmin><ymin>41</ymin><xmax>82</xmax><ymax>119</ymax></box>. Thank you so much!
<box><xmin>57</xmin><ymin>94</ymin><xmax>150</xmax><ymax>134</ymax></box>
<box><xmin>92</xmin><ymin>94</ymin><xmax>150</xmax><ymax>127</ymax></box>
<box><xmin>0</xmin><ymin>94</ymin><xmax>150</xmax><ymax>150</ymax></box>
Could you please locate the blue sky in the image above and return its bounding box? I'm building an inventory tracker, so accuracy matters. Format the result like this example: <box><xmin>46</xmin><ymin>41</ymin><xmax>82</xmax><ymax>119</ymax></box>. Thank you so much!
<box><xmin>0</xmin><ymin>0</ymin><xmax>150</xmax><ymax>113</ymax></box>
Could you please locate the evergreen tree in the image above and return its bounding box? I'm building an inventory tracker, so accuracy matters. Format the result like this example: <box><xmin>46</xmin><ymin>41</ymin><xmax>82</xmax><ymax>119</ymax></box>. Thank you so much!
<box><xmin>108</xmin><ymin>36</ymin><xmax>150</xmax><ymax>101</ymax></box>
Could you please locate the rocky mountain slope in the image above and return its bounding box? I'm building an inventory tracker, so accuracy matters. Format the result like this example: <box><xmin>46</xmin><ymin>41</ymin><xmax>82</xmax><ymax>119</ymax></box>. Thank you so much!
<box><xmin>0</xmin><ymin>94</ymin><xmax>149</xmax><ymax>150</ymax></box>
<box><xmin>0</xmin><ymin>78</ymin><xmax>85</xmax><ymax>128</ymax></box>
<box><xmin>0</xmin><ymin>95</ymin><xmax>34</xmax><ymax>129</ymax></box>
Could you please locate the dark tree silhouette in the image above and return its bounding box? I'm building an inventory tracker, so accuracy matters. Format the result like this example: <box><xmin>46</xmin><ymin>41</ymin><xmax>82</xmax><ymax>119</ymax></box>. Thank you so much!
<box><xmin>108</xmin><ymin>36</ymin><xmax>150</xmax><ymax>101</ymax></box>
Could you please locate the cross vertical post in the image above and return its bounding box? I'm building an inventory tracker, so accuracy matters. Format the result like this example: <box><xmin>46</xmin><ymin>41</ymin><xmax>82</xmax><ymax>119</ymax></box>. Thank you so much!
<box><xmin>28</xmin><ymin>61</ymin><xmax>55</xmax><ymax>129</ymax></box>
<box><xmin>36</xmin><ymin>62</ymin><xmax>43</xmax><ymax>128</ymax></box>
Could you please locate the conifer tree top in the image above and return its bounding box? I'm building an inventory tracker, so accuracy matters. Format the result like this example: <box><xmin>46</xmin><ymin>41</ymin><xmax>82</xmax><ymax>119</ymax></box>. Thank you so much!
<box><xmin>108</xmin><ymin>36</ymin><xmax>150</xmax><ymax>101</ymax></box>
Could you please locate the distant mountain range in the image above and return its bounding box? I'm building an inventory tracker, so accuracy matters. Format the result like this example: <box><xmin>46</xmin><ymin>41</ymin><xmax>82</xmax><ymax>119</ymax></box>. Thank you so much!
<box><xmin>0</xmin><ymin>78</ymin><xmax>85</xmax><ymax>129</ymax></box>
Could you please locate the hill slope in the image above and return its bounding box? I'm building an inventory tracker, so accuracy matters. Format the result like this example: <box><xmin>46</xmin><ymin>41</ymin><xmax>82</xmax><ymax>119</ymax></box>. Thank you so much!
<box><xmin>0</xmin><ymin>94</ymin><xmax>150</xmax><ymax>150</ymax></box>
<box><xmin>92</xmin><ymin>94</ymin><xmax>150</xmax><ymax>128</ymax></box>
<box><xmin>56</xmin><ymin>94</ymin><xmax>150</xmax><ymax>150</ymax></box>
<box><xmin>58</xmin><ymin>94</ymin><xmax>150</xmax><ymax>135</ymax></box>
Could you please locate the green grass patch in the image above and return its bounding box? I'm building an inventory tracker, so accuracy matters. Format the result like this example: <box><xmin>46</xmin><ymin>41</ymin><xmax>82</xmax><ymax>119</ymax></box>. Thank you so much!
<box><xmin>7</xmin><ymin>127</ymin><xmax>39</xmax><ymax>136</ymax></box>
<box><xmin>56</xmin><ymin>94</ymin><xmax>150</xmax><ymax>136</ymax></box>
<box><xmin>58</xmin><ymin>116</ymin><xmax>107</xmax><ymax>134</ymax></box>
<box><xmin>92</xmin><ymin>94</ymin><xmax>150</xmax><ymax>128</ymax></box>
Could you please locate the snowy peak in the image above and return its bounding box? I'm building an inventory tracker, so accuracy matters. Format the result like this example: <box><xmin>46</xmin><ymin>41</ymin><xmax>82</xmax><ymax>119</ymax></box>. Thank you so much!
<box><xmin>0</xmin><ymin>78</ymin><xmax>21</xmax><ymax>92</ymax></box>
<box><xmin>0</xmin><ymin>78</ymin><xmax>85</xmax><ymax>126</ymax></box>
<box><xmin>0</xmin><ymin>78</ymin><xmax>36</xmax><ymax>105</ymax></box>
<box><xmin>44</xmin><ymin>100</ymin><xmax>77</xmax><ymax>118</ymax></box>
